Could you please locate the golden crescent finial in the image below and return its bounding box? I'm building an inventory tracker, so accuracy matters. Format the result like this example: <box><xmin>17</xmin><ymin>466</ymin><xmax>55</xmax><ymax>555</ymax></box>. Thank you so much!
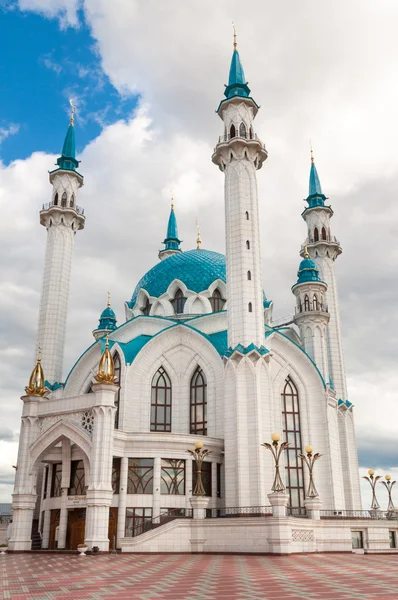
<box><xmin>107</xmin><ymin>291</ymin><xmax>111</xmax><ymax>308</ymax></box>
<box><xmin>304</xmin><ymin>244</ymin><xmax>310</xmax><ymax>258</ymax></box>
<box><xmin>69</xmin><ymin>98</ymin><xmax>75</xmax><ymax>126</ymax></box>
<box><xmin>232</xmin><ymin>22</ymin><xmax>237</xmax><ymax>50</ymax></box>
<box><xmin>196</xmin><ymin>218</ymin><xmax>202</xmax><ymax>250</ymax></box>
<box><xmin>310</xmin><ymin>140</ymin><xmax>314</xmax><ymax>164</ymax></box>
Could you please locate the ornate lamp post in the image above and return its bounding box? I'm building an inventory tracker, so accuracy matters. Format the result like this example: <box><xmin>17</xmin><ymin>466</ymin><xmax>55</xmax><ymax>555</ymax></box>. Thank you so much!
<box><xmin>298</xmin><ymin>445</ymin><xmax>322</xmax><ymax>499</ymax></box>
<box><xmin>380</xmin><ymin>474</ymin><xmax>396</xmax><ymax>514</ymax></box>
<box><xmin>187</xmin><ymin>441</ymin><xmax>212</xmax><ymax>496</ymax></box>
<box><xmin>363</xmin><ymin>469</ymin><xmax>381</xmax><ymax>510</ymax></box>
<box><xmin>261</xmin><ymin>433</ymin><xmax>289</xmax><ymax>492</ymax></box>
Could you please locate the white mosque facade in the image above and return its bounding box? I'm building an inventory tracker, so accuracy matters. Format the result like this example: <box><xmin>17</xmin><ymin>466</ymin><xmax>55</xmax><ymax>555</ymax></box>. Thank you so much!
<box><xmin>9</xmin><ymin>43</ymin><xmax>373</xmax><ymax>554</ymax></box>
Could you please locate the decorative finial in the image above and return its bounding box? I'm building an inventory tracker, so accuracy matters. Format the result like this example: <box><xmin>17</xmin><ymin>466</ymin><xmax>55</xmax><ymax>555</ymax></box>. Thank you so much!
<box><xmin>171</xmin><ymin>195</ymin><xmax>174</xmax><ymax>210</ymax></box>
<box><xmin>232</xmin><ymin>22</ymin><xmax>237</xmax><ymax>50</ymax></box>
<box><xmin>95</xmin><ymin>332</ymin><xmax>117</xmax><ymax>384</ymax></box>
<box><xmin>25</xmin><ymin>348</ymin><xmax>46</xmax><ymax>396</ymax></box>
<box><xmin>304</xmin><ymin>245</ymin><xmax>310</xmax><ymax>259</ymax></box>
<box><xmin>196</xmin><ymin>218</ymin><xmax>202</xmax><ymax>249</ymax></box>
<box><xmin>69</xmin><ymin>99</ymin><xmax>75</xmax><ymax>126</ymax></box>
<box><xmin>310</xmin><ymin>140</ymin><xmax>314</xmax><ymax>164</ymax></box>
<box><xmin>107</xmin><ymin>291</ymin><xmax>111</xmax><ymax>308</ymax></box>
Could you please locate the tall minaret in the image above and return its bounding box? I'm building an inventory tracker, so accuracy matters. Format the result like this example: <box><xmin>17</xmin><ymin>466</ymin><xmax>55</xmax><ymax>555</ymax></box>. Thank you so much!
<box><xmin>300</xmin><ymin>151</ymin><xmax>347</xmax><ymax>399</ymax></box>
<box><xmin>37</xmin><ymin>102</ymin><xmax>85</xmax><ymax>384</ymax></box>
<box><xmin>212</xmin><ymin>30</ymin><xmax>267</xmax><ymax>349</ymax></box>
<box><xmin>158</xmin><ymin>198</ymin><xmax>182</xmax><ymax>260</ymax></box>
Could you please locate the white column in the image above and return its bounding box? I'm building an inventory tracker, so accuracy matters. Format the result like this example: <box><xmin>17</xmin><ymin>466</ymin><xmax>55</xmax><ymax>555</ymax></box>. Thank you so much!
<box><xmin>37</xmin><ymin>171</ymin><xmax>84</xmax><ymax>383</ymax></box>
<box><xmin>57</xmin><ymin>489</ymin><xmax>68</xmax><ymax>549</ymax></box>
<box><xmin>185</xmin><ymin>458</ymin><xmax>192</xmax><ymax>509</ymax></box>
<box><xmin>153</xmin><ymin>457</ymin><xmax>161</xmax><ymax>521</ymax></box>
<box><xmin>211</xmin><ymin>462</ymin><xmax>218</xmax><ymax>505</ymax></box>
<box><xmin>116</xmin><ymin>457</ymin><xmax>128</xmax><ymax>547</ymax></box>
<box><xmin>41</xmin><ymin>465</ymin><xmax>52</xmax><ymax>549</ymax></box>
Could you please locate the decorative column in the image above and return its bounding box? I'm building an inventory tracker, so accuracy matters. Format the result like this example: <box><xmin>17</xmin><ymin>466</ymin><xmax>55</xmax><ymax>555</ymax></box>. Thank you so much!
<box><xmin>185</xmin><ymin>457</ymin><xmax>193</xmax><ymax>510</ymax></box>
<box><xmin>41</xmin><ymin>467</ymin><xmax>52</xmax><ymax>549</ymax></box>
<box><xmin>84</xmin><ymin>338</ymin><xmax>118</xmax><ymax>551</ymax></box>
<box><xmin>262</xmin><ymin>433</ymin><xmax>290</xmax><ymax>517</ymax></box>
<box><xmin>363</xmin><ymin>469</ymin><xmax>381</xmax><ymax>512</ymax></box>
<box><xmin>152</xmin><ymin>457</ymin><xmax>161</xmax><ymax>522</ymax></box>
<box><xmin>299</xmin><ymin>445</ymin><xmax>323</xmax><ymax>520</ymax></box>
<box><xmin>188</xmin><ymin>442</ymin><xmax>211</xmax><ymax>519</ymax></box>
<box><xmin>57</xmin><ymin>440</ymin><xmax>71</xmax><ymax>549</ymax></box>
<box><xmin>9</xmin><ymin>356</ymin><xmax>45</xmax><ymax>551</ymax></box>
<box><xmin>116</xmin><ymin>456</ymin><xmax>128</xmax><ymax>548</ymax></box>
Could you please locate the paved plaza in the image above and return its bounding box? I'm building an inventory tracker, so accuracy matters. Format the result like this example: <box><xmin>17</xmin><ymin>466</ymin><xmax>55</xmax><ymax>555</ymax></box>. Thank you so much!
<box><xmin>1</xmin><ymin>553</ymin><xmax>398</xmax><ymax>599</ymax></box>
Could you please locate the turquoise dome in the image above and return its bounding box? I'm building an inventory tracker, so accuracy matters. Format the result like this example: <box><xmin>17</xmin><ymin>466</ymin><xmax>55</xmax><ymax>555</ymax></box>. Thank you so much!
<box><xmin>98</xmin><ymin>306</ymin><xmax>117</xmax><ymax>331</ymax></box>
<box><xmin>129</xmin><ymin>249</ymin><xmax>226</xmax><ymax>306</ymax></box>
<box><xmin>295</xmin><ymin>257</ymin><xmax>322</xmax><ymax>285</ymax></box>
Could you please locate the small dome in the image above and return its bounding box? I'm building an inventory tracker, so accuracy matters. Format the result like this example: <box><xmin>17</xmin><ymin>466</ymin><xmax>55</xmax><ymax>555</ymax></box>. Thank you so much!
<box><xmin>100</xmin><ymin>306</ymin><xmax>116</xmax><ymax>320</ymax></box>
<box><xmin>97</xmin><ymin>305</ymin><xmax>117</xmax><ymax>331</ymax></box>
<box><xmin>129</xmin><ymin>249</ymin><xmax>226</xmax><ymax>306</ymax></box>
<box><xmin>296</xmin><ymin>257</ymin><xmax>321</xmax><ymax>285</ymax></box>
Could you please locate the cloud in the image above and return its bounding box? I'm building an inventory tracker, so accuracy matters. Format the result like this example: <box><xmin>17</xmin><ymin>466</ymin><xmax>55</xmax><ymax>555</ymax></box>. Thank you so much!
<box><xmin>41</xmin><ymin>54</ymin><xmax>63</xmax><ymax>75</ymax></box>
<box><xmin>17</xmin><ymin>0</ymin><xmax>81</xmax><ymax>28</ymax></box>
<box><xmin>0</xmin><ymin>123</ymin><xmax>19</xmax><ymax>144</ymax></box>
<box><xmin>2</xmin><ymin>0</ymin><xmax>397</xmax><ymax>507</ymax></box>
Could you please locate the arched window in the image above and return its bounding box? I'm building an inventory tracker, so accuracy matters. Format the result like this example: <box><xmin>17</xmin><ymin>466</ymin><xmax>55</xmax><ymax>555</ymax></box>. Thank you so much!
<box><xmin>246</xmin><ymin>240</ymin><xmax>250</xmax><ymax>249</ymax></box>
<box><xmin>53</xmin><ymin>193</ymin><xmax>58</xmax><ymax>206</ymax></box>
<box><xmin>230</xmin><ymin>124</ymin><xmax>236</xmax><ymax>139</ymax></box>
<box><xmin>304</xmin><ymin>295</ymin><xmax>310</xmax><ymax>312</ymax></box>
<box><xmin>61</xmin><ymin>192</ymin><xmax>67</xmax><ymax>208</ymax></box>
<box><xmin>190</xmin><ymin>366</ymin><xmax>207</xmax><ymax>435</ymax></box>
<box><xmin>281</xmin><ymin>378</ymin><xmax>304</xmax><ymax>509</ymax></box>
<box><xmin>151</xmin><ymin>367</ymin><xmax>172</xmax><ymax>432</ymax></box>
<box><xmin>210</xmin><ymin>289</ymin><xmax>225</xmax><ymax>312</ymax></box>
<box><xmin>248</xmin><ymin>302</ymin><xmax>252</xmax><ymax>312</ymax></box>
<box><xmin>313</xmin><ymin>294</ymin><xmax>319</xmax><ymax>311</ymax></box>
<box><xmin>114</xmin><ymin>353</ymin><xmax>121</xmax><ymax>429</ymax></box>
<box><xmin>239</xmin><ymin>122</ymin><xmax>247</xmax><ymax>138</ymax></box>
<box><xmin>142</xmin><ymin>297</ymin><xmax>151</xmax><ymax>316</ymax></box>
<box><xmin>245</xmin><ymin>211</ymin><xmax>249</xmax><ymax>220</ymax></box>
<box><xmin>70</xmin><ymin>194</ymin><xmax>75</xmax><ymax>208</ymax></box>
<box><xmin>171</xmin><ymin>289</ymin><xmax>186</xmax><ymax>314</ymax></box>
<box><xmin>321</xmin><ymin>227</ymin><xmax>327</xmax><ymax>240</ymax></box>
<box><xmin>247</xmin><ymin>271</ymin><xmax>251</xmax><ymax>280</ymax></box>
<box><xmin>249</xmin><ymin>126</ymin><xmax>253</xmax><ymax>140</ymax></box>
<box><xmin>314</xmin><ymin>227</ymin><xmax>319</xmax><ymax>242</ymax></box>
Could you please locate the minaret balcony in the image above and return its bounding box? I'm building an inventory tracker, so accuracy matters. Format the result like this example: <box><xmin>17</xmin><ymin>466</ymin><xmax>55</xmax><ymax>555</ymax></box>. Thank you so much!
<box><xmin>300</xmin><ymin>237</ymin><xmax>342</xmax><ymax>259</ymax></box>
<box><xmin>42</xmin><ymin>200</ymin><xmax>84</xmax><ymax>216</ymax></box>
<box><xmin>212</xmin><ymin>131</ymin><xmax>268</xmax><ymax>169</ymax></box>
<box><xmin>40</xmin><ymin>201</ymin><xmax>85</xmax><ymax>230</ymax></box>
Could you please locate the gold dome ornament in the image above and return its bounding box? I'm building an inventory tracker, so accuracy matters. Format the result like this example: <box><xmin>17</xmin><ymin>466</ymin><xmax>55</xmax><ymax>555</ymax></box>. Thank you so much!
<box><xmin>95</xmin><ymin>334</ymin><xmax>117</xmax><ymax>384</ymax></box>
<box><xmin>25</xmin><ymin>351</ymin><xmax>46</xmax><ymax>396</ymax></box>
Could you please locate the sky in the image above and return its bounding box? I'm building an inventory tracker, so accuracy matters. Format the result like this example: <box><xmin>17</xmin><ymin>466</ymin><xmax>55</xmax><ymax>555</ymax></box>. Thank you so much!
<box><xmin>0</xmin><ymin>0</ymin><xmax>398</xmax><ymax>508</ymax></box>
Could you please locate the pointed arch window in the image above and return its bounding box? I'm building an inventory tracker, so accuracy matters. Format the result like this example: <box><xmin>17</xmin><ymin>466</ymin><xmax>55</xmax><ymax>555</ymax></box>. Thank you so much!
<box><xmin>190</xmin><ymin>366</ymin><xmax>207</xmax><ymax>435</ymax></box>
<box><xmin>151</xmin><ymin>367</ymin><xmax>172</xmax><ymax>432</ymax></box>
<box><xmin>304</xmin><ymin>295</ymin><xmax>310</xmax><ymax>312</ymax></box>
<box><xmin>229</xmin><ymin>124</ymin><xmax>236</xmax><ymax>139</ymax></box>
<box><xmin>171</xmin><ymin>289</ymin><xmax>186</xmax><ymax>314</ymax></box>
<box><xmin>245</xmin><ymin>211</ymin><xmax>249</xmax><ymax>220</ymax></box>
<box><xmin>247</xmin><ymin>271</ymin><xmax>251</xmax><ymax>281</ymax></box>
<box><xmin>239</xmin><ymin>122</ymin><xmax>247</xmax><ymax>138</ymax></box>
<box><xmin>249</xmin><ymin>126</ymin><xmax>253</xmax><ymax>140</ymax></box>
<box><xmin>53</xmin><ymin>193</ymin><xmax>59</xmax><ymax>206</ymax></box>
<box><xmin>70</xmin><ymin>194</ymin><xmax>75</xmax><ymax>208</ymax></box>
<box><xmin>210</xmin><ymin>289</ymin><xmax>225</xmax><ymax>312</ymax></box>
<box><xmin>246</xmin><ymin>240</ymin><xmax>250</xmax><ymax>249</ymax></box>
<box><xmin>61</xmin><ymin>192</ymin><xmax>67</xmax><ymax>208</ymax></box>
<box><xmin>313</xmin><ymin>294</ymin><xmax>319</xmax><ymax>311</ymax></box>
<box><xmin>248</xmin><ymin>302</ymin><xmax>253</xmax><ymax>312</ymax></box>
<box><xmin>282</xmin><ymin>378</ymin><xmax>304</xmax><ymax>509</ymax></box>
<box><xmin>314</xmin><ymin>227</ymin><xmax>319</xmax><ymax>242</ymax></box>
<box><xmin>114</xmin><ymin>353</ymin><xmax>121</xmax><ymax>429</ymax></box>
<box><xmin>321</xmin><ymin>227</ymin><xmax>327</xmax><ymax>240</ymax></box>
<box><xmin>142</xmin><ymin>297</ymin><xmax>152</xmax><ymax>316</ymax></box>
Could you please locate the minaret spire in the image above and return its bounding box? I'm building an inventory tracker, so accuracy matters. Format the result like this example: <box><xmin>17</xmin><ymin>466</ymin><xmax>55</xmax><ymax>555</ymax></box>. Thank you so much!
<box><xmin>232</xmin><ymin>22</ymin><xmax>237</xmax><ymax>50</ymax></box>
<box><xmin>37</xmin><ymin>111</ymin><xmax>85</xmax><ymax>383</ymax></box>
<box><xmin>158</xmin><ymin>198</ymin><xmax>182</xmax><ymax>260</ymax></box>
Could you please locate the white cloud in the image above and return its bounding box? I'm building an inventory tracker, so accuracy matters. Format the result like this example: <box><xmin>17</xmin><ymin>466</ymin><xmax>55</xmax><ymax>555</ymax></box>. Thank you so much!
<box><xmin>0</xmin><ymin>124</ymin><xmax>19</xmax><ymax>144</ymax></box>
<box><xmin>18</xmin><ymin>0</ymin><xmax>81</xmax><ymax>28</ymax></box>
<box><xmin>3</xmin><ymin>0</ymin><xmax>398</xmax><ymax>506</ymax></box>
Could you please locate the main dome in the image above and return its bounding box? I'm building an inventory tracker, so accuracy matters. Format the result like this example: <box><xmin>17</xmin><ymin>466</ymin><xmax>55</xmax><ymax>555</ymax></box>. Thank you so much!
<box><xmin>130</xmin><ymin>249</ymin><xmax>226</xmax><ymax>305</ymax></box>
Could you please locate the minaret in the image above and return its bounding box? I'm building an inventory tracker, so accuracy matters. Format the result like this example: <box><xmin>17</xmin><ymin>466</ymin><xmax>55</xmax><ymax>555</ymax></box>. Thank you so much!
<box><xmin>292</xmin><ymin>248</ymin><xmax>330</xmax><ymax>382</ymax></box>
<box><xmin>93</xmin><ymin>292</ymin><xmax>117</xmax><ymax>340</ymax></box>
<box><xmin>300</xmin><ymin>151</ymin><xmax>347</xmax><ymax>398</ymax></box>
<box><xmin>37</xmin><ymin>102</ymin><xmax>85</xmax><ymax>384</ymax></box>
<box><xmin>212</xmin><ymin>30</ymin><xmax>267</xmax><ymax>348</ymax></box>
<box><xmin>158</xmin><ymin>198</ymin><xmax>182</xmax><ymax>260</ymax></box>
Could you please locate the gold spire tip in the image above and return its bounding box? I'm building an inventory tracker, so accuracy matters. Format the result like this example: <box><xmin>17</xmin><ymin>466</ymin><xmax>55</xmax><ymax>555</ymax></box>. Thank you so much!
<box><xmin>304</xmin><ymin>244</ymin><xmax>310</xmax><ymax>259</ymax></box>
<box><xmin>310</xmin><ymin>140</ymin><xmax>314</xmax><ymax>164</ymax></box>
<box><xmin>232</xmin><ymin>22</ymin><xmax>237</xmax><ymax>50</ymax></box>
<box><xmin>107</xmin><ymin>291</ymin><xmax>111</xmax><ymax>308</ymax></box>
<box><xmin>69</xmin><ymin>98</ymin><xmax>75</xmax><ymax>126</ymax></box>
<box><xmin>196</xmin><ymin>218</ymin><xmax>202</xmax><ymax>250</ymax></box>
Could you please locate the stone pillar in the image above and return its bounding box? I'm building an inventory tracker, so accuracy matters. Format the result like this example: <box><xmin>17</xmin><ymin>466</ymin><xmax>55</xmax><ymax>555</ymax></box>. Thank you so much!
<box><xmin>268</xmin><ymin>491</ymin><xmax>289</xmax><ymax>518</ymax></box>
<box><xmin>84</xmin><ymin>383</ymin><xmax>117</xmax><ymax>551</ymax></box>
<box><xmin>116</xmin><ymin>457</ymin><xmax>128</xmax><ymax>548</ymax></box>
<box><xmin>41</xmin><ymin>465</ymin><xmax>53</xmax><ymax>549</ymax></box>
<box><xmin>185</xmin><ymin>458</ymin><xmax>192</xmax><ymax>509</ymax></box>
<box><xmin>9</xmin><ymin>395</ymin><xmax>40</xmax><ymax>551</ymax></box>
<box><xmin>153</xmin><ymin>457</ymin><xmax>161</xmax><ymax>522</ymax></box>
<box><xmin>211</xmin><ymin>462</ymin><xmax>218</xmax><ymax>505</ymax></box>
<box><xmin>189</xmin><ymin>496</ymin><xmax>210</xmax><ymax>520</ymax></box>
<box><xmin>304</xmin><ymin>497</ymin><xmax>322</xmax><ymax>521</ymax></box>
<box><xmin>57</xmin><ymin>440</ymin><xmax>71</xmax><ymax>549</ymax></box>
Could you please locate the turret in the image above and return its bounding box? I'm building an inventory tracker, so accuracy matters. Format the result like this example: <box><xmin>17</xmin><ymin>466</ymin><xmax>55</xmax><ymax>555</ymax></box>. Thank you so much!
<box><xmin>93</xmin><ymin>293</ymin><xmax>117</xmax><ymax>340</ymax></box>
<box><xmin>37</xmin><ymin>101</ymin><xmax>85</xmax><ymax>384</ymax></box>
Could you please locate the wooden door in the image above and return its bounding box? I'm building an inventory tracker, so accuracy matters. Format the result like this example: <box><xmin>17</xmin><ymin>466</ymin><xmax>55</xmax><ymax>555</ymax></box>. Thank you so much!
<box><xmin>70</xmin><ymin>518</ymin><xmax>85</xmax><ymax>549</ymax></box>
<box><xmin>108</xmin><ymin>508</ymin><xmax>118</xmax><ymax>551</ymax></box>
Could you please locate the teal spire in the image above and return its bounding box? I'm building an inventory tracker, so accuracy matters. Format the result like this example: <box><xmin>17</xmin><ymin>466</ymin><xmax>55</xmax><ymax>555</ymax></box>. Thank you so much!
<box><xmin>159</xmin><ymin>199</ymin><xmax>182</xmax><ymax>258</ymax></box>
<box><xmin>306</xmin><ymin>149</ymin><xmax>326</xmax><ymax>208</ymax></box>
<box><xmin>224</xmin><ymin>28</ymin><xmax>251</xmax><ymax>100</ymax></box>
<box><xmin>97</xmin><ymin>293</ymin><xmax>117</xmax><ymax>331</ymax></box>
<box><xmin>54</xmin><ymin>101</ymin><xmax>80</xmax><ymax>173</ymax></box>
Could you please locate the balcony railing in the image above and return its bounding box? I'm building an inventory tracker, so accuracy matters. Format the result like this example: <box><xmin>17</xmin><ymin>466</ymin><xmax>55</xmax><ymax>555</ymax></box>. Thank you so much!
<box><xmin>131</xmin><ymin>508</ymin><xmax>193</xmax><ymax>537</ymax></box>
<box><xmin>301</xmin><ymin>235</ymin><xmax>340</xmax><ymax>247</ymax></box>
<box><xmin>207</xmin><ymin>506</ymin><xmax>273</xmax><ymax>518</ymax></box>
<box><xmin>41</xmin><ymin>201</ymin><xmax>84</xmax><ymax>215</ymax></box>
<box><xmin>217</xmin><ymin>132</ymin><xmax>266</xmax><ymax>149</ymax></box>
<box><xmin>320</xmin><ymin>510</ymin><xmax>398</xmax><ymax>520</ymax></box>
<box><xmin>295</xmin><ymin>304</ymin><xmax>329</xmax><ymax>315</ymax></box>
<box><xmin>287</xmin><ymin>507</ymin><xmax>308</xmax><ymax>518</ymax></box>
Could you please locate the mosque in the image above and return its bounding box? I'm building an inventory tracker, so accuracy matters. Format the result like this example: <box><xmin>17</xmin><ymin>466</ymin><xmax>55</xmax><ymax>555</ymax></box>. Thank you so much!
<box><xmin>9</xmin><ymin>38</ymin><xmax>366</xmax><ymax>553</ymax></box>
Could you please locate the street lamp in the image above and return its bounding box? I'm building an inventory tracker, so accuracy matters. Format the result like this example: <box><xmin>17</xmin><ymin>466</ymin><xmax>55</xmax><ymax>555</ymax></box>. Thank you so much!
<box><xmin>298</xmin><ymin>445</ymin><xmax>322</xmax><ymax>499</ymax></box>
<box><xmin>261</xmin><ymin>433</ymin><xmax>289</xmax><ymax>492</ymax></box>
<box><xmin>362</xmin><ymin>469</ymin><xmax>381</xmax><ymax>510</ymax></box>
<box><xmin>187</xmin><ymin>441</ymin><xmax>212</xmax><ymax>496</ymax></box>
<box><xmin>380</xmin><ymin>474</ymin><xmax>396</xmax><ymax>514</ymax></box>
